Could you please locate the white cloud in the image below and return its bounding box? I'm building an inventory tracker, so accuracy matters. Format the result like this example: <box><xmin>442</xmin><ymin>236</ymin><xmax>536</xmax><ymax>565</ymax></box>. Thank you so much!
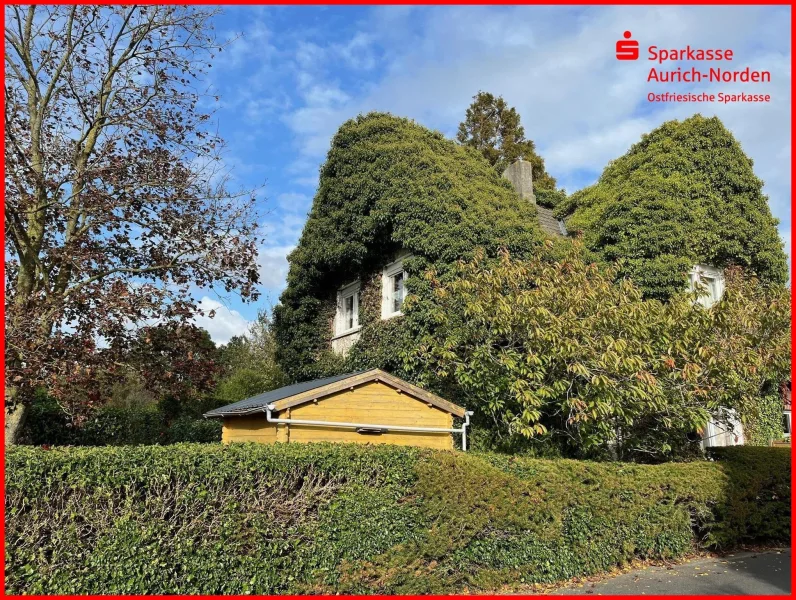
<box><xmin>257</xmin><ymin>244</ymin><xmax>295</xmax><ymax>291</ymax></box>
<box><xmin>192</xmin><ymin>296</ymin><xmax>252</xmax><ymax>345</ymax></box>
<box><xmin>276</xmin><ymin>191</ymin><xmax>312</xmax><ymax>211</ymax></box>
<box><xmin>333</xmin><ymin>32</ymin><xmax>377</xmax><ymax>70</ymax></box>
<box><xmin>276</xmin><ymin>5</ymin><xmax>790</xmax><ymax>251</ymax></box>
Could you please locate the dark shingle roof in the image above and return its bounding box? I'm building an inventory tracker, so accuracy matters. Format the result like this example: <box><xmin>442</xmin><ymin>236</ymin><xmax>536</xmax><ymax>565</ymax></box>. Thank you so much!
<box><xmin>536</xmin><ymin>206</ymin><xmax>568</xmax><ymax>237</ymax></box>
<box><xmin>204</xmin><ymin>371</ymin><xmax>367</xmax><ymax>417</ymax></box>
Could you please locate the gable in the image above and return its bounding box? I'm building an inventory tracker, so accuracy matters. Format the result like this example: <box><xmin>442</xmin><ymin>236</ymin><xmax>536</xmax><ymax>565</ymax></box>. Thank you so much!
<box><xmin>270</xmin><ymin>369</ymin><xmax>466</xmax><ymax>417</ymax></box>
<box><xmin>289</xmin><ymin>381</ymin><xmax>455</xmax><ymax>428</ymax></box>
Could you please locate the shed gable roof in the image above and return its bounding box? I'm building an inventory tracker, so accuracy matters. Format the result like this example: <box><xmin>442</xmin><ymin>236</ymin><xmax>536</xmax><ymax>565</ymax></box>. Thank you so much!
<box><xmin>204</xmin><ymin>371</ymin><xmax>366</xmax><ymax>417</ymax></box>
<box><xmin>205</xmin><ymin>369</ymin><xmax>466</xmax><ymax>418</ymax></box>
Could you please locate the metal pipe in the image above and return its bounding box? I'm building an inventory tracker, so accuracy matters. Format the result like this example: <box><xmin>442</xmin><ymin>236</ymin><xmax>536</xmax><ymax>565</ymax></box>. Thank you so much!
<box><xmin>264</xmin><ymin>405</ymin><xmax>474</xmax><ymax>451</ymax></box>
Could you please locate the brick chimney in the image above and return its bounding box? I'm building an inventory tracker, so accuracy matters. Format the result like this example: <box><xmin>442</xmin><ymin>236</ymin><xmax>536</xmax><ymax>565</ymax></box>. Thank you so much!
<box><xmin>502</xmin><ymin>157</ymin><xmax>535</xmax><ymax>205</ymax></box>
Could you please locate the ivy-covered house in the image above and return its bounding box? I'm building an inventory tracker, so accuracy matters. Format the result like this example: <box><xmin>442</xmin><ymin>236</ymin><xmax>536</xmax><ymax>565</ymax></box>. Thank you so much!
<box><xmin>554</xmin><ymin>114</ymin><xmax>787</xmax><ymax>302</ymax></box>
<box><xmin>273</xmin><ymin>112</ymin><xmax>787</xmax><ymax>448</ymax></box>
<box><xmin>273</xmin><ymin>113</ymin><xmax>553</xmax><ymax>382</ymax></box>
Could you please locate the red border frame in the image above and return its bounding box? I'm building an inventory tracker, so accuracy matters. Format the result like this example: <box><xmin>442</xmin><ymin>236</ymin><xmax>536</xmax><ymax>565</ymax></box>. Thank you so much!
<box><xmin>1</xmin><ymin>2</ymin><xmax>793</xmax><ymax>599</ymax></box>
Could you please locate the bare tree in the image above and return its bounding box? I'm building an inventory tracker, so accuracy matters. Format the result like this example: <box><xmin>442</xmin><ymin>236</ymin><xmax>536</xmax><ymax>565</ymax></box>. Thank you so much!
<box><xmin>4</xmin><ymin>5</ymin><xmax>262</xmax><ymax>442</ymax></box>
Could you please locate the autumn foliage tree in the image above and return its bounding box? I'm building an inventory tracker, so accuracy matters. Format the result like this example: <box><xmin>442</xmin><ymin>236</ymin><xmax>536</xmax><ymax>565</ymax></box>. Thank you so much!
<box><xmin>406</xmin><ymin>244</ymin><xmax>790</xmax><ymax>460</ymax></box>
<box><xmin>120</xmin><ymin>323</ymin><xmax>222</xmax><ymax>405</ymax></box>
<box><xmin>4</xmin><ymin>6</ymin><xmax>262</xmax><ymax>441</ymax></box>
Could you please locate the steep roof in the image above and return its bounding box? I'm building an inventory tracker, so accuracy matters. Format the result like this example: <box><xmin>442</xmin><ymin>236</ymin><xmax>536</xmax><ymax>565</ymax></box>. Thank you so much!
<box><xmin>536</xmin><ymin>205</ymin><xmax>567</xmax><ymax>237</ymax></box>
<box><xmin>205</xmin><ymin>368</ymin><xmax>467</xmax><ymax>418</ymax></box>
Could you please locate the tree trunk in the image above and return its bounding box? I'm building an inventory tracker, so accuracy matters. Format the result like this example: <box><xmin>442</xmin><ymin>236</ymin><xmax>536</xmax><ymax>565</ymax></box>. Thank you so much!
<box><xmin>5</xmin><ymin>401</ymin><xmax>28</xmax><ymax>445</ymax></box>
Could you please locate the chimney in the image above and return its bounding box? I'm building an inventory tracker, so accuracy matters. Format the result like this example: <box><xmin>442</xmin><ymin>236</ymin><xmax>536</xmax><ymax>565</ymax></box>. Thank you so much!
<box><xmin>502</xmin><ymin>157</ymin><xmax>535</xmax><ymax>205</ymax></box>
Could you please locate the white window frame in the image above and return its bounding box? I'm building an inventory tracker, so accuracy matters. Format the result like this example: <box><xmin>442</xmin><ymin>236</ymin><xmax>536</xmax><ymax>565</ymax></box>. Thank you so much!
<box><xmin>783</xmin><ymin>411</ymin><xmax>791</xmax><ymax>438</ymax></box>
<box><xmin>701</xmin><ymin>407</ymin><xmax>744</xmax><ymax>448</ymax></box>
<box><xmin>381</xmin><ymin>255</ymin><xmax>410</xmax><ymax>320</ymax></box>
<box><xmin>688</xmin><ymin>264</ymin><xmax>725</xmax><ymax>308</ymax></box>
<box><xmin>334</xmin><ymin>281</ymin><xmax>361</xmax><ymax>337</ymax></box>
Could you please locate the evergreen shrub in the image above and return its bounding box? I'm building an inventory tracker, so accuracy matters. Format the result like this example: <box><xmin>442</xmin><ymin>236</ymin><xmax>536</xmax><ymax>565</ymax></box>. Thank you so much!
<box><xmin>5</xmin><ymin>443</ymin><xmax>789</xmax><ymax>594</ymax></box>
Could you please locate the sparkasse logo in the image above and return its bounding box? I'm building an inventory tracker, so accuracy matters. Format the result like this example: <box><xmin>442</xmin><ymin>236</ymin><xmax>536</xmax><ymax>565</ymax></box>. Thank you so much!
<box><xmin>615</xmin><ymin>33</ymin><xmax>773</xmax><ymax>104</ymax></box>
<box><xmin>616</xmin><ymin>31</ymin><xmax>638</xmax><ymax>60</ymax></box>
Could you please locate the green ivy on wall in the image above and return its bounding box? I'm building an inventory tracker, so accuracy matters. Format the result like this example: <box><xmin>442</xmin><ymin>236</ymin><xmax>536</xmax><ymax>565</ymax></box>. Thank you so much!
<box><xmin>273</xmin><ymin>112</ymin><xmax>546</xmax><ymax>382</ymax></box>
<box><xmin>743</xmin><ymin>393</ymin><xmax>786</xmax><ymax>446</ymax></box>
<box><xmin>556</xmin><ymin>114</ymin><xmax>787</xmax><ymax>300</ymax></box>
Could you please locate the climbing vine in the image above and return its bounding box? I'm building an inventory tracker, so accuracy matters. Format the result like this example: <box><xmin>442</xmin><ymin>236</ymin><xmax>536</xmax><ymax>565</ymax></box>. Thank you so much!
<box><xmin>556</xmin><ymin>115</ymin><xmax>787</xmax><ymax>300</ymax></box>
<box><xmin>273</xmin><ymin>112</ymin><xmax>546</xmax><ymax>382</ymax></box>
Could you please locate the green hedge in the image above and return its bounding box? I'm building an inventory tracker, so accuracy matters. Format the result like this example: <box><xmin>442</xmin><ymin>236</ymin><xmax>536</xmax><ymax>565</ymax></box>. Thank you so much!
<box><xmin>5</xmin><ymin>443</ymin><xmax>789</xmax><ymax>594</ymax></box>
<box><xmin>23</xmin><ymin>397</ymin><xmax>221</xmax><ymax>446</ymax></box>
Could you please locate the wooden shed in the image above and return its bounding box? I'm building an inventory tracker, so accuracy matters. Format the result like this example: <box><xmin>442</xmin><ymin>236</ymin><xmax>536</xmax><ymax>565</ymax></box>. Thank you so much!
<box><xmin>204</xmin><ymin>369</ymin><xmax>471</xmax><ymax>450</ymax></box>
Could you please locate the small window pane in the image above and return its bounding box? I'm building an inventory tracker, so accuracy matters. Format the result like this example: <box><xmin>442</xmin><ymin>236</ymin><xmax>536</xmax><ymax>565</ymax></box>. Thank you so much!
<box><xmin>703</xmin><ymin>276</ymin><xmax>718</xmax><ymax>303</ymax></box>
<box><xmin>344</xmin><ymin>295</ymin><xmax>354</xmax><ymax>329</ymax></box>
<box><xmin>392</xmin><ymin>272</ymin><xmax>404</xmax><ymax>313</ymax></box>
<box><xmin>783</xmin><ymin>413</ymin><xmax>791</xmax><ymax>434</ymax></box>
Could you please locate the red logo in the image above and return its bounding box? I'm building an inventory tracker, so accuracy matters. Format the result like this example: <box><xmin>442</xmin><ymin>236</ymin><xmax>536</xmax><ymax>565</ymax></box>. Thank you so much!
<box><xmin>616</xmin><ymin>31</ymin><xmax>639</xmax><ymax>60</ymax></box>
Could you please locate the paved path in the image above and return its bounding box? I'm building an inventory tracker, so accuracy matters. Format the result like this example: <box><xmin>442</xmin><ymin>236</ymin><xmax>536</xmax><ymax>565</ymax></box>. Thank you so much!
<box><xmin>550</xmin><ymin>550</ymin><xmax>790</xmax><ymax>595</ymax></box>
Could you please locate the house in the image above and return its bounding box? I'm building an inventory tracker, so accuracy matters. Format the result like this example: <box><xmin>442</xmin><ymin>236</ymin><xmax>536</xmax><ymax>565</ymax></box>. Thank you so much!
<box><xmin>273</xmin><ymin>113</ymin><xmax>546</xmax><ymax>382</ymax></box>
<box><xmin>274</xmin><ymin>113</ymin><xmax>784</xmax><ymax>452</ymax></box>
<box><xmin>205</xmin><ymin>368</ymin><xmax>472</xmax><ymax>450</ymax></box>
<box><xmin>330</xmin><ymin>158</ymin><xmax>569</xmax><ymax>355</ymax></box>
<box><xmin>329</xmin><ymin>157</ymin><xmax>726</xmax><ymax>357</ymax></box>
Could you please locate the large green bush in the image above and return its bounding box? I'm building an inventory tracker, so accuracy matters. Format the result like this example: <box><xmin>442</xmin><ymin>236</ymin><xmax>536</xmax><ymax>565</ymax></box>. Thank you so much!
<box><xmin>273</xmin><ymin>112</ymin><xmax>546</xmax><ymax>382</ymax></box>
<box><xmin>407</xmin><ymin>245</ymin><xmax>791</xmax><ymax>460</ymax></box>
<box><xmin>6</xmin><ymin>443</ymin><xmax>789</xmax><ymax>594</ymax></box>
<box><xmin>557</xmin><ymin>114</ymin><xmax>787</xmax><ymax>300</ymax></box>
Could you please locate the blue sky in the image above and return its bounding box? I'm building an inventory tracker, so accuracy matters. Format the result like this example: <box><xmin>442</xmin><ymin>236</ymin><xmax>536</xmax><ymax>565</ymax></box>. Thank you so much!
<box><xmin>191</xmin><ymin>5</ymin><xmax>791</xmax><ymax>343</ymax></box>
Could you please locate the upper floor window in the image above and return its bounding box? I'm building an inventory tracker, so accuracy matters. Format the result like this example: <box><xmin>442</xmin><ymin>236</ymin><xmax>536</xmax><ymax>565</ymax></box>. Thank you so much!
<box><xmin>689</xmin><ymin>264</ymin><xmax>724</xmax><ymax>308</ymax></box>
<box><xmin>382</xmin><ymin>255</ymin><xmax>410</xmax><ymax>319</ymax></box>
<box><xmin>335</xmin><ymin>281</ymin><xmax>360</xmax><ymax>336</ymax></box>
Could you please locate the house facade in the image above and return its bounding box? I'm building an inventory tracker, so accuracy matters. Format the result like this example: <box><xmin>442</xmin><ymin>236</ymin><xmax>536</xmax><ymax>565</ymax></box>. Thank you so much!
<box><xmin>273</xmin><ymin>112</ymin><xmax>786</xmax><ymax>451</ymax></box>
<box><xmin>326</xmin><ymin>157</ymin><xmax>727</xmax><ymax>361</ymax></box>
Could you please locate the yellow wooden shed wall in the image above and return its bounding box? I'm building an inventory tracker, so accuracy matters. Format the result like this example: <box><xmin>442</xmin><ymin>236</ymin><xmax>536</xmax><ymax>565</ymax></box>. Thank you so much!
<box><xmin>222</xmin><ymin>415</ymin><xmax>283</xmax><ymax>444</ymax></box>
<box><xmin>222</xmin><ymin>380</ymin><xmax>454</xmax><ymax>449</ymax></box>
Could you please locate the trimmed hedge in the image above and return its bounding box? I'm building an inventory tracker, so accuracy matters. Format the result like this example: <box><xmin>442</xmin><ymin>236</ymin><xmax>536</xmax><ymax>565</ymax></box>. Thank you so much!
<box><xmin>5</xmin><ymin>443</ymin><xmax>789</xmax><ymax>594</ymax></box>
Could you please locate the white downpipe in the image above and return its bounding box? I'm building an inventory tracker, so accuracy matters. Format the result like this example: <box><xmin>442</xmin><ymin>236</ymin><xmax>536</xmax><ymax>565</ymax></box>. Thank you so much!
<box><xmin>265</xmin><ymin>405</ymin><xmax>474</xmax><ymax>451</ymax></box>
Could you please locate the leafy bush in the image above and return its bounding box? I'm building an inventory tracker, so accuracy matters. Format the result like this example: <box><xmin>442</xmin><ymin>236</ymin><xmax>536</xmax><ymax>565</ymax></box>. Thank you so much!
<box><xmin>22</xmin><ymin>396</ymin><xmax>220</xmax><ymax>446</ymax></box>
<box><xmin>214</xmin><ymin>368</ymin><xmax>280</xmax><ymax>404</ymax></box>
<box><xmin>743</xmin><ymin>394</ymin><xmax>786</xmax><ymax>445</ymax></box>
<box><xmin>5</xmin><ymin>443</ymin><xmax>789</xmax><ymax>594</ymax></box>
<box><xmin>406</xmin><ymin>245</ymin><xmax>790</xmax><ymax>460</ymax></box>
<box><xmin>165</xmin><ymin>415</ymin><xmax>222</xmax><ymax>443</ymax></box>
